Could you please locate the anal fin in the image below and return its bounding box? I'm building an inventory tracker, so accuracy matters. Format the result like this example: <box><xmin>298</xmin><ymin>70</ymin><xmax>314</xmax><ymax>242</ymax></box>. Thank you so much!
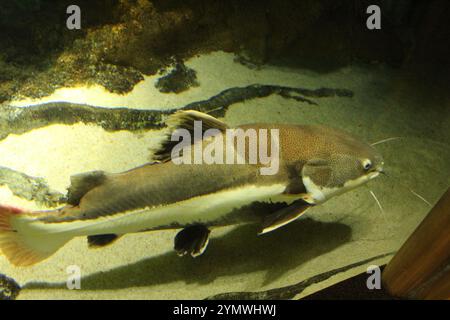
<box><xmin>258</xmin><ymin>200</ymin><xmax>311</xmax><ymax>235</ymax></box>
<box><xmin>87</xmin><ymin>234</ymin><xmax>120</xmax><ymax>248</ymax></box>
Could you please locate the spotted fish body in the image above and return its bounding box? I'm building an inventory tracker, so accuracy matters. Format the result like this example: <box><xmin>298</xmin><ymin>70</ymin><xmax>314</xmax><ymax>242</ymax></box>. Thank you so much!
<box><xmin>0</xmin><ymin>111</ymin><xmax>384</xmax><ymax>266</ymax></box>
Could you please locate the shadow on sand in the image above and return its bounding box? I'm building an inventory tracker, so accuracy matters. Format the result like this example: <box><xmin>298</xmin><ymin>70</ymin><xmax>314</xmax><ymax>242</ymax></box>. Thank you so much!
<box><xmin>24</xmin><ymin>217</ymin><xmax>351</xmax><ymax>291</ymax></box>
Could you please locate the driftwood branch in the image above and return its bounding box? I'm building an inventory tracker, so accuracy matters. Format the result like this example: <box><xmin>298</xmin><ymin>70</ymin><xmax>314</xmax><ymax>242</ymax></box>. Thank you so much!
<box><xmin>0</xmin><ymin>84</ymin><xmax>353</xmax><ymax>141</ymax></box>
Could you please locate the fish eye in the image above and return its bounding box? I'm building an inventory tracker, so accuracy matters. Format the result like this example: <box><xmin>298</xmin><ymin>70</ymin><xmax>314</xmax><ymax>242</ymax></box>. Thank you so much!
<box><xmin>362</xmin><ymin>159</ymin><xmax>372</xmax><ymax>171</ymax></box>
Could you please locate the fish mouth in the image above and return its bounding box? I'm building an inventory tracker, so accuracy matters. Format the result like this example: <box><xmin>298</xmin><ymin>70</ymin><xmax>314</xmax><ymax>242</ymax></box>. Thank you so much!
<box><xmin>368</xmin><ymin>171</ymin><xmax>380</xmax><ymax>180</ymax></box>
<box><xmin>368</xmin><ymin>164</ymin><xmax>384</xmax><ymax>180</ymax></box>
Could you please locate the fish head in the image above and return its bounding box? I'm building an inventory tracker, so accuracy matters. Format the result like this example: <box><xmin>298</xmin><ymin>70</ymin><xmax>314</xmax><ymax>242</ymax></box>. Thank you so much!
<box><xmin>299</xmin><ymin>126</ymin><xmax>384</xmax><ymax>203</ymax></box>
<box><xmin>331</xmin><ymin>131</ymin><xmax>384</xmax><ymax>181</ymax></box>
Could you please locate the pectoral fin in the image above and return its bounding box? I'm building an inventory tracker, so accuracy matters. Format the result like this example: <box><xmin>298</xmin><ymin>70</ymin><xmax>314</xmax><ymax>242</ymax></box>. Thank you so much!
<box><xmin>258</xmin><ymin>200</ymin><xmax>311</xmax><ymax>235</ymax></box>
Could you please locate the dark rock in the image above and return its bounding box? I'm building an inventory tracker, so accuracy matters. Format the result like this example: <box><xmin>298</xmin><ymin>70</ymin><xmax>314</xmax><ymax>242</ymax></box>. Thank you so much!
<box><xmin>0</xmin><ymin>166</ymin><xmax>65</xmax><ymax>207</ymax></box>
<box><xmin>0</xmin><ymin>274</ymin><xmax>21</xmax><ymax>300</ymax></box>
<box><xmin>155</xmin><ymin>62</ymin><xmax>199</xmax><ymax>93</ymax></box>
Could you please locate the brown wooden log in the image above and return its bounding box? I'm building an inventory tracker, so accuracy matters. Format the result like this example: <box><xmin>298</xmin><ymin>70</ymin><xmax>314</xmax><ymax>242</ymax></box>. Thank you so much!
<box><xmin>411</xmin><ymin>263</ymin><xmax>450</xmax><ymax>300</ymax></box>
<box><xmin>382</xmin><ymin>187</ymin><xmax>450</xmax><ymax>299</ymax></box>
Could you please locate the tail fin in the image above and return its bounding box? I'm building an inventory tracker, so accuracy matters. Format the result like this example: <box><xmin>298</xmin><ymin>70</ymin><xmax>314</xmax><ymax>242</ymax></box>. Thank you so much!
<box><xmin>0</xmin><ymin>205</ymin><xmax>71</xmax><ymax>266</ymax></box>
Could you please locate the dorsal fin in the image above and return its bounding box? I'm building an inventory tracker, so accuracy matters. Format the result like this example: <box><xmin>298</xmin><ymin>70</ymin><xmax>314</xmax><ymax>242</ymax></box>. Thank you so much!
<box><xmin>67</xmin><ymin>170</ymin><xmax>109</xmax><ymax>206</ymax></box>
<box><xmin>152</xmin><ymin>110</ymin><xmax>229</xmax><ymax>162</ymax></box>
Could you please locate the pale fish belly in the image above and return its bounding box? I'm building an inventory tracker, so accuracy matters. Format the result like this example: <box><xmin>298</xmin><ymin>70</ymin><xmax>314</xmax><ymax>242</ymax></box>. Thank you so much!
<box><xmin>26</xmin><ymin>184</ymin><xmax>290</xmax><ymax>237</ymax></box>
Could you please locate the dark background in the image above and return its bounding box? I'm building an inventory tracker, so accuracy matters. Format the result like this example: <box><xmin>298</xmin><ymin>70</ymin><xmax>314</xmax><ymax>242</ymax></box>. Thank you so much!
<box><xmin>0</xmin><ymin>0</ymin><xmax>448</xmax><ymax>101</ymax></box>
